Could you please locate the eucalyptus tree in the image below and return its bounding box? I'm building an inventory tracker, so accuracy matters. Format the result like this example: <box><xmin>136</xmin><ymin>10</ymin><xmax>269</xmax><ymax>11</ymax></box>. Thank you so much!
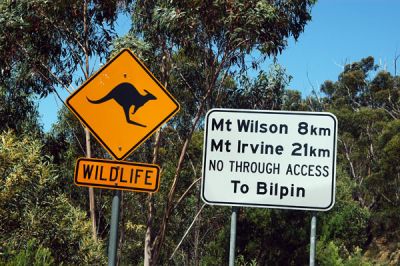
<box><xmin>0</xmin><ymin>86</ymin><xmax>41</xmax><ymax>135</ymax></box>
<box><xmin>115</xmin><ymin>0</ymin><xmax>316</xmax><ymax>264</ymax></box>
<box><xmin>319</xmin><ymin>56</ymin><xmax>400</xmax><ymax>261</ymax></box>
<box><xmin>0</xmin><ymin>0</ymin><xmax>128</xmax><ymax>95</ymax></box>
<box><xmin>0</xmin><ymin>0</ymin><xmax>131</xmax><ymax>240</ymax></box>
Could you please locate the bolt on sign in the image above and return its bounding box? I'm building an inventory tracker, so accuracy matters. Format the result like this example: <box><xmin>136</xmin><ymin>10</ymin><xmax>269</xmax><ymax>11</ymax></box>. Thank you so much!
<box><xmin>201</xmin><ymin>109</ymin><xmax>338</xmax><ymax>211</ymax></box>
<box><xmin>66</xmin><ymin>49</ymin><xmax>180</xmax><ymax>160</ymax></box>
<box><xmin>75</xmin><ymin>158</ymin><xmax>160</xmax><ymax>193</ymax></box>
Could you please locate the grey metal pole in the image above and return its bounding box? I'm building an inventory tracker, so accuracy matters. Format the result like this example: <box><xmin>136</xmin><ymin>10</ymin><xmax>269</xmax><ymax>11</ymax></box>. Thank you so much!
<box><xmin>108</xmin><ymin>190</ymin><xmax>121</xmax><ymax>266</ymax></box>
<box><xmin>229</xmin><ymin>206</ymin><xmax>238</xmax><ymax>266</ymax></box>
<box><xmin>309</xmin><ymin>212</ymin><xmax>317</xmax><ymax>266</ymax></box>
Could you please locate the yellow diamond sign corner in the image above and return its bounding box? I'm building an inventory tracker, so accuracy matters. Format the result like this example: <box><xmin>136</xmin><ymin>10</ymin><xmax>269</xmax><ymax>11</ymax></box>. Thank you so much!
<box><xmin>66</xmin><ymin>49</ymin><xmax>180</xmax><ymax>160</ymax></box>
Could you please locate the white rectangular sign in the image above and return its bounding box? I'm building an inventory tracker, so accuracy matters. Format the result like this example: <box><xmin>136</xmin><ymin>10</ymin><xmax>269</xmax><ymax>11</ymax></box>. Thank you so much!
<box><xmin>201</xmin><ymin>109</ymin><xmax>337</xmax><ymax>211</ymax></box>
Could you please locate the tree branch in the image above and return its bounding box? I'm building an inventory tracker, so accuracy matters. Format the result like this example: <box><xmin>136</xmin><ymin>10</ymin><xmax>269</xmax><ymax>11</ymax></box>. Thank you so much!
<box><xmin>169</xmin><ymin>204</ymin><xmax>206</xmax><ymax>260</ymax></box>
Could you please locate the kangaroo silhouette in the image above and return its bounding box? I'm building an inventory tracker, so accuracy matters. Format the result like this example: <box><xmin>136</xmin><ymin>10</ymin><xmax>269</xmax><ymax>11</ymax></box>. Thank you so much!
<box><xmin>87</xmin><ymin>82</ymin><xmax>157</xmax><ymax>127</ymax></box>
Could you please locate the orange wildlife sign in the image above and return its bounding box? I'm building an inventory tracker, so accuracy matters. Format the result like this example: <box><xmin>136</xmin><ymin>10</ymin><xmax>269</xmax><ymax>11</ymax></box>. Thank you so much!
<box><xmin>74</xmin><ymin>158</ymin><xmax>160</xmax><ymax>193</ymax></box>
<box><xmin>66</xmin><ymin>49</ymin><xmax>179</xmax><ymax>160</ymax></box>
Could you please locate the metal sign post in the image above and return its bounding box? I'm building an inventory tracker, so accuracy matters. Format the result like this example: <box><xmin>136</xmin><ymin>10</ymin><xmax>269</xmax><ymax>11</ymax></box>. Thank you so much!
<box><xmin>229</xmin><ymin>207</ymin><xmax>238</xmax><ymax>266</ymax></box>
<box><xmin>108</xmin><ymin>190</ymin><xmax>121</xmax><ymax>266</ymax></box>
<box><xmin>309</xmin><ymin>212</ymin><xmax>317</xmax><ymax>266</ymax></box>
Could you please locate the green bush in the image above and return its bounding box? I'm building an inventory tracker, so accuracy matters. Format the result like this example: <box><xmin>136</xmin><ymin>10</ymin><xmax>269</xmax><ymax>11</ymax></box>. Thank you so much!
<box><xmin>0</xmin><ymin>131</ymin><xmax>106</xmax><ymax>265</ymax></box>
<box><xmin>3</xmin><ymin>239</ymin><xmax>54</xmax><ymax>266</ymax></box>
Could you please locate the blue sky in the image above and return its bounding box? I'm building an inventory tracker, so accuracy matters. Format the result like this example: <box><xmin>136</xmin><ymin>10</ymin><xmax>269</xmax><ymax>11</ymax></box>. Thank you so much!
<box><xmin>38</xmin><ymin>0</ymin><xmax>400</xmax><ymax>131</ymax></box>
<box><xmin>277</xmin><ymin>0</ymin><xmax>400</xmax><ymax>94</ymax></box>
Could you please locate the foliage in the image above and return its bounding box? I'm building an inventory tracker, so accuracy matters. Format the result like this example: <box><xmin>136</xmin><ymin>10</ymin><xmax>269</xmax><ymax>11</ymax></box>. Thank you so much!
<box><xmin>316</xmin><ymin>56</ymin><xmax>400</xmax><ymax>263</ymax></box>
<box><xmin>314</xmin><ymin>168</ymin><xmax>372</xmax><ymax>265</ymax></box>
<box><xmin>1</xmin><ymin>239</ymin><xmax>54</xmax><ymax>266</ymax></box>
<box><xmin>0</xmin><ymin>86</ymin><xmax>41</xmax><ymax>135</ymax></box>
<box><xmin>317</xmin><ymin>241</ymin><xmax>373</xmax><ymax>266</ymax></box>
<box><xmin>225</xmin><ymin>64</ymin><xmax>292</xmax><ymax>110</ymax></box>
<box><xmin>319</xmin><ymin>167</ymin><xmax>371</xmax><ymax>253</ymax></box>
<box><xmin>322</xmin><ymin>57</ymin><xmax>400</xmax><ymax>241</ymax></box>
<box><xmin>0</xmin><ymin>0</ymin><xmax>129</xmax><ymax>97</ymax></box>
<box><xmin>0</xmin><ymin>130</ymin><xmax>106</xmax><ymax>265</ymax></box>
<box><xmin>368</xmin><ymin>119</ymin><xmax>400</xmax><ymax>239</ymax></box>
<box><xmin>133</xmin><ymin>0</ymin><xmax>315</xmax><ymax>57</ymax></box>
<box><xmin>235</xmin><ymin>254</ymin><xmax>258</xmax><ymax>266</ymax></box>
<box><xmin>229</xmin><ymin>208</ymin><xmax>309</xmax><ymax>265</ymax></box>
<box><xmin>317</xmin><ymin>241</ymin><xmax>343</xmax><ymax>266</ymax></box>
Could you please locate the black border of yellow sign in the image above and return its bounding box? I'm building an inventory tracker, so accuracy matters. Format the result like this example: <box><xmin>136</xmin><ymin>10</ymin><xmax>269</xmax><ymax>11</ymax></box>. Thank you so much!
<box><xmin>66</xmin><ymin>49</ymin><xmax>180</xmax><ymax>160</ymax></box>
<box><xmin>74</xmin><ymin>158</ymin><xmax>160</xmax><ymax>193</ymax></box>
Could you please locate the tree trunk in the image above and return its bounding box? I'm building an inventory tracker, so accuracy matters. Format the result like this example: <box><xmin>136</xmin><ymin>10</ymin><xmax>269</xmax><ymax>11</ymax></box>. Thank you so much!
<box><xmin>150</xmin><ymin>54</ymin><xmax>229</xmax><ymax>265</ymax></box>
<box><xmin>86</xmin><ymin>129</ymin><xmax>97</xmax><ymax>241</ymax></box>
<box><xmin>144</xmin><ymin>194</ymin><xmax>154</xmax><ymax>266</ymax></box>
<box><xmin>144</xmin><ymin>129</ymin><xmax>162</xmax><ymax>266</ymax></box>
<box><xmin>193</xmin><ymin>181</ymin><xmax>201</xmax><ymax>266</ymax></box>
<box><xmin>83</xmin><ymin>0</ymin><xmax>97</xmax><ymax>241</ymax></box>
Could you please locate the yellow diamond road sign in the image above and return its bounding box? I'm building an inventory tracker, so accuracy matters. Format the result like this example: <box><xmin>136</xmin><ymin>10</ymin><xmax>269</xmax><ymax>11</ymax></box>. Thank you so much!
<box><xmin>66</xmin><ymin>49</ymin><xmax>180</xmax><ymax>160</ymax></box>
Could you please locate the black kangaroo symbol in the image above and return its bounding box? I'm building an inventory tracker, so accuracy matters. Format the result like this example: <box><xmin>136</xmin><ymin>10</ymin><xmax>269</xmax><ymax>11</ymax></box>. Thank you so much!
<box><xmin>87</xmin><ymin>82</ymin><xmax>157</xmax><ymax>127</ymax></box>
